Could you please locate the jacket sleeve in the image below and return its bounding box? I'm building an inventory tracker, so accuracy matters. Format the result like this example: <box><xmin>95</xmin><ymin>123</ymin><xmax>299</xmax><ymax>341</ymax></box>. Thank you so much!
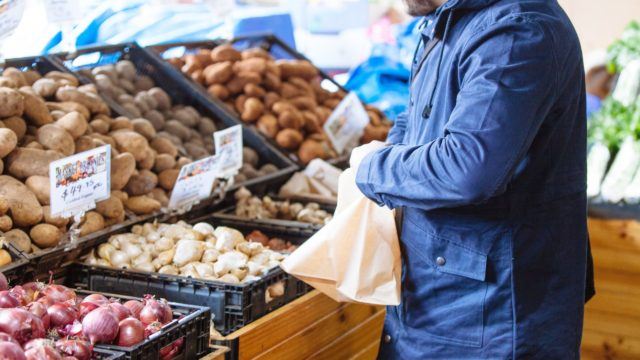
<box><xmin>386</xmin><ymin>111</ymin><xmax>408</xmax><ymax>144</ymax></box>
<box><xmin>356</xmin><ymin>18</ymin><xmax>558</xmax><ymax>210</ymax></box>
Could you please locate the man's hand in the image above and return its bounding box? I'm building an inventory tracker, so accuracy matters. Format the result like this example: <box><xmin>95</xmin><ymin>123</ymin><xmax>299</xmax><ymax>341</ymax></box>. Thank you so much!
<box><xmin>350</xmin><ymin>141</ymin><xmax>387</xmax><ymax>170</ymax></box>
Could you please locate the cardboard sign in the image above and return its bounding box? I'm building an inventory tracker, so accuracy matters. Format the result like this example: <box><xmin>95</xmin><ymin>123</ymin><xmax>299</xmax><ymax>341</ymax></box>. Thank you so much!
<box><xmin>323</xmin><ymin>92</ymin><xmax>370</xmax><ymax>154</ymax></box>
<box><xmin>214</xmin><ymin>125</ymin><xmax>243</xmax><ymax>176</ymax></box>
<box><xmin>49</xmin><ymin>145</ymin><xmax>111</xmax><ymax>218</ymax></box>
<box><xmin>0</xmin><ymin>0</ymin><xmax>25</xmax><ymax>41</ymax></box>
<box><xmin>168</xmin><ymin>155</ymin><xmax>222</xmax><ymax>210</ymax></box>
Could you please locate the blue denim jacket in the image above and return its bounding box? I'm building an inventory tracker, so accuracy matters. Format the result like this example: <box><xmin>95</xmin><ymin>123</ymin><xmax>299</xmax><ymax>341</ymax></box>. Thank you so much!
<box><xmin>356</xmin><ymin>0</ymin><xmax>591</xmax><ymax>358</ymax></box>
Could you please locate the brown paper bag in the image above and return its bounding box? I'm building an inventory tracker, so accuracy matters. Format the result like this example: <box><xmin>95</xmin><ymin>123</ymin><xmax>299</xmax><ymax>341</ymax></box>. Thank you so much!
<box><xmin>280</xmin><ymin>167</ymin><xmax>401</xmax><ymax>305</ymax></box>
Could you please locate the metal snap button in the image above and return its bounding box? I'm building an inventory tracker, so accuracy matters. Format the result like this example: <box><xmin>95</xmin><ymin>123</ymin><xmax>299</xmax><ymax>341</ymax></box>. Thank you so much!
<box><xmin>436</xmin><ymin>256</ymin><xmax>446</xmax><ymax>266</ymax></box>
<box><xmin>383</xmin><ymin>334</ymin><xmax>392</xmax><ymax>343</ymax></box>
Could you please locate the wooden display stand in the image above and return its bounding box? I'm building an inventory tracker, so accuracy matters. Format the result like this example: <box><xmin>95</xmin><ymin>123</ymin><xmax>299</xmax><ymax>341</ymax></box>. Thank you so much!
<box><xmin>582</xmin><ymin>218</ymin><xmax>640</xmax><ymax>359</ymax></box>
<box><xmin>209</xmin><ymin>291</ymin><xmax>385</xmax><ymax>360</ymax></box>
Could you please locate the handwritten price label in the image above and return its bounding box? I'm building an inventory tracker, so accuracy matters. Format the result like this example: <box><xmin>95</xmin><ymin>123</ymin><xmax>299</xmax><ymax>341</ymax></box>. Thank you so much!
<box><xmin>323</xmin><ymin>92</ymin><xmax>370</xmax><ymax>154</ymax></box>
<box><xmin>168</xmin><ymin>155</ymin><xmax>222</xmax><ymax>210</ymax></box>
<box><xmin>214</xmin><ymin>125</ymin><xmax>243</xmax><ymax>177</ymax></box>
<box><xmin>49</xmin><ymin>145</ymin><xmax>111</xmax><ymax>218</ymax></box>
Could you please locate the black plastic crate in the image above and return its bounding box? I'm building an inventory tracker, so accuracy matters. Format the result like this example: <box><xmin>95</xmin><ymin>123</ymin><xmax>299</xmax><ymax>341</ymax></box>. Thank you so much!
<box><xmin>93</xmin><ymin>348</ymin><xmax>126</xmax><ymax>360</ymax></box>
<box><xmin>56</xmin><ymin>288</ymin><xmax>211</xmax><ymax>360</ymax></box>
<box><xmin>146</xmin><ymin>36</ymin><xmax>350</xmax><ymax>168</ymax></box>
<box><xmin>49</xmin><ymin>42</ymin><xmax>298</xmax><ymax>189</ymax></box>
<box><xmin>0</xmin><ymin>248</ymin><xmax>30</xmax><ymax>286</ymax></box>
<box><xmin>63</xmin><ymin>212</ymin><xmax>311</xmax><ymax>336</ymax></box>
<box><xmin>588</xmin><ymin>201</ymin><xmax>640</xmax><ymax>220</ymax></box>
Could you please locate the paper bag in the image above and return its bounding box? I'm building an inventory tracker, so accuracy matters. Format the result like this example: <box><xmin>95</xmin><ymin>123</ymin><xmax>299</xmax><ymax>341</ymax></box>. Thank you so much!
<box><xmin>280</xmin><ymin>167</ymin><xmax>401</xmax><ymax>305</ymax></box>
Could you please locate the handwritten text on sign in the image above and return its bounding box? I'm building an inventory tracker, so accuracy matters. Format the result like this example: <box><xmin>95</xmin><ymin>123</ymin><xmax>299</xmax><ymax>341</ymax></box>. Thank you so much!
<box><xmin>49</xmin><ymin>145</ymin><xmax>111</xmax><ymax>217</ymax></box>
<box><xmin>168</xmin><ymin>155</ymin><xmax>222</xmax><ymax>209</ymax></box>
<box><xmin>214</xmin><ymin>125</ymin><xmax>243</xmax><ymax>176</ymax></box>
<box><xmin>323</xmin><ymin>92</ymin><xmax>370</xmax><ymax>154</ymax></box>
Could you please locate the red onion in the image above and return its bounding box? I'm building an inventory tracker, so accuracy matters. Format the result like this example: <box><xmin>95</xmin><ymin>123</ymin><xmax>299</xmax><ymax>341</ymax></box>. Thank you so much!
<box><xmin>160</xmin><ymin>337</ymin><xmax>184</xmax><ymax>360</ymax></box>
<box><xmin>0</xmin><ymin>308</ymin><xmax>45</xmax><ymax>344</ymax></box>
<box><xmin>25</xmin><ymin>303</ymin><xmax>50</xmax><ymax>330</ymax></box>
<box><xmin>144</xmin><ymin>322</ymin><xmax>162</xmax><ymax>338</ymax></box>
<box><xmin>116</xmin><ymin>318</ymin><xmax>145</xmax><ymax>347</ymax></box>
<box><xmin>0</xmin><ymin>331</ymin><xmax>17</xmax><ymax>344</ymax></box>
<box><xmin>0</xmin><ymin>291</ymin><xmax>21</xmax><ymax>308</ymax></box>
<box><xmin>0</xmin><ymin>341</ymin><xmax>26</xmax><ymax>360</ymax></box>
<box><xmin>9</xmin><ymin>287</ymin><xmax>31</xmax><ymax>307</ymax></box>
<box><xmin>19</xmin><ymin>283</ymin><xmax>41</xmax><ymax>304</ymax></box>
<box><xmin>159</xmin><ymin>299</ymin><xmax>172</xmax><ymax>325</ymax></box>
<box><xmin>57</xmin><ymin>321</ymin><xmax>82</xmax><ymax>339</ymax></box>
<box><xmin>123</xmin><ymin>300</ymin><xmax>143</xmax><ymax>319</ymax></box>
<box><xmin>35</xmin><ymin>297</ymin><xmax>54</xmax><ymax>308</ymax></box>
<box><xmin>77</xmin><ymin>303</ymin><xmax>98</xmax><ymax>319</ymax></box>
<box><xmin>0</xmin><ymin>273</ymin><xmax>8</xmax><ymax>291</ymax></box>
<box><xmin>47</xmin><ymin>304</ymin><xmax>78</xmax><ymax>328</ymax></box>
<box><xmin>24</xmin><ymin>345</ymin><xmax>61</xmax><ymax>360</ymax></box>
<box><xmin>107</xmin><ymin>303</ymin><xmax>131</xmax><ymax>322</ymax></box>
<box><xmin>61</xmin><ymin>357</ymin><xmax>78</xmax><ymax>360</ymax></box>
<box><xmin>54</xmin><ymin>340</ymin><xmax>91</xmax><ymax>360</ymax></box>
<box><xmin>39</xmin><ymin>286</ymin><xmax>75</xmax><ymax>304</ymax></box>
<box><xmin>80</xmin><ymin>294</ymin><xmax>108</xmax><ymax>306</ymax></box>
<box><xmin>139</xmin><ymin>297</ymin><xmax>171</xmax><ymax>325</ymax></box>
<box><xmin>81</xmin><ymin>308</ymin><xmax>118</xmax><ymax>344</ymax></box>
<box><xmin>23</xmin><ymin>338</ymin><xmax>54</xmax><ymax>351</ymax></box>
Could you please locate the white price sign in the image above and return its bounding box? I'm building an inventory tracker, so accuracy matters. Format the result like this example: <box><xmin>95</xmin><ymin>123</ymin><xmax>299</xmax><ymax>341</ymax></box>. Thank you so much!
<box><xmin>49</xmin><ymin>145</ymin><xmax>111</xmax><ymax>218</ymax></box>
<box><xmin>168</xmin><ymin>155</ymin><xmax>222</xmax><ymax>210</ymax></box>
<box><xmin>214</xmin><ymin>125</ymin><xmax>243</xmax><ymax>176</ymax></box>
<box><xmin>0</xmin><ymin>0</ymin><xmax>25</xmax><ymax>41</ymax></box>
<box><xmin>323</xmin><ymin>92</ymin><xmax>370</xmax><ymax>154</ymax></box>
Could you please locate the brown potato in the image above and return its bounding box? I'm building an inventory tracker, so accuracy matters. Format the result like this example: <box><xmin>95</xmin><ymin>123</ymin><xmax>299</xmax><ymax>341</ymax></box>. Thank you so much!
<box><xmin>55</xmin><ymin>111</ymin><xmax>88</xmax><ymax>139</ymax></box>
<box><xmin>256</xmin><ymin>114</ymin><xmax>279</xmax><ymax>139</ymax></box>
<box><xmin>79</xmin><ymin>211</ymin><xmax>105</xmax><ymax>236</ymax></box>
<box><xmin>56</xmin><ymin>86</ymin><xmax>110</xmax><ymax>115</ymax></box>
<box><xmin>110</xmin><ymin>117</ymin><xmax>133</xmax><ymax>131</ymax></box>
<box><xmin>32</xmin><ymin>78</ymin><xmax>61</xmax><ymax>98</ymax></box>
<box><xmin>46</xmin><ymin>101</ymin><xmax>90</xmax><ymax>119</ymax></box>
<box><xmin>0</xmin><ymin>87</ymin><xmax>24</xmax><ymax>118</ymax></box>
<box><xmin>36</xmin><ymin>124</ymin><xmax>75</xmax><ymax>155</ymax></box>
<box><xmin>43</xmin><ymin>205</ymin><xmax>69</xmax><ymax>228</ymax></box>
<box><xmin>277</xmin><ymin>110</ymin><xmax>303</xmax><ymax>130</ymax></box>
<box><xmin>2</xmin><ymin>68</ymin><xmax>27</xmax><ymax>87</ymax></box>
<box><xmin>0</xmin><ymin>215</ymin><xmax>11</xmax><ymax>232</ymax></box>
<box><xmin>2</xmin><ymin>117</ymin><xmax>26</xmax><ymax>141</ymax></box>
<box><xmin>150</xmin><ymin>137</ymin><xmax>178</xmax><ymax>157</ymax></box>
<box><xmin>111</xmin><ymin>152</ymin><xmax>137</xmax><ymax>190</ymax></box>
<box><xmin>153</xmin><ymin>153</ymin><xmax>176</xmax><ymax>172</ymax></box>
<box><xmin>276</xmin><ymin>129</ymin><xmax>304</xmax><ymax>150</ymax></box>
<box><xmin>25</xmin><ymin>175</ymin><xmax>51</xmax><ymax>205</ymax></box>
<box><xmin>44</xmin><ymin>71</ymin><xmax>79</xmax><ymax>87</ymax></box>
<box><xmin>4</xmin><ymin>229</ymin><xmax>31</xmax><ymax>253</ymax></box>
<box><xmin>276</xmin><ymin>60</ymin><xmax>318</xmax><ymax>79</ymax></box>
<box><xmin>0</xmin><ymin>128</ymin><xmax>18</xmax><ymax>158</ymax></box>
<box><xmin>233</xmin><ymin>58</ymin><xmax>267</xmax><ymax>74</ymax></box>
<box><xmin>125</xmin><ymin>169</ymin><xmax>158</xmax><ymax>196</ymax></box>
<box><xmin>30</xmin><ymin>224</ymin><xmax>62</xmax><ymax>248</ymax></box>
<box><xmin>131</xmin><ymin>118</ymin><xmax>157</xmax><ymax>140</ymax></box>
<box><xmin>0</xmin><ymin>175</ymin><xmax>43</xmax><ymax>226</ymax></box>
<box><xmin>0</xmin><ymin>197</ymin><xmax>8</xmax><ymax>215</ymax></box>
<box><xmin>207</xmin><ymin>84</ymin><xmax>229</xmax><ymax>100</ymax></box>
<box><xmin>241</xmin><ymin>97</ymin><xmax>264</xmax><ymax>123</ymax></box>
<box><xmin>19</xmin><ymin>87</ymin><xmax>53</xmax><ymax>126</ymax></box>
<box><xmin>96</xmin><ymin>196</ymin><xmax>124</xmax><ymax>219</ymax></box>
<box><xmin>147</xmin><ymin>187</ymin><xmax>169</xmax><ymax>207</ymax></box>
<box><xmin>148</xmin><ymin>87</ymin><xmax>171</xmax><ymax>111</ymax></box>
<box><xmin>125</xmin><ymin>196</ymin><xmax>161</xmax><ymax>215</ymax></box>
<box><xmin>210</xmin><ymin>44</ymin><xmax>241</xmax><ymax>63</ymax></box>
<box><xmin>298</xmin><ymin>139</ymin><xmax>331</xmax><ymax>164</ymax></box>
<box><xmin>158</xmin><ymin>168</ymin><xmax>180</xmax><ymax>191</ymax></box>
<box><xmin>111</xmin><ymin>131</ymin><xmax>150</xmax><ymax>162</ymax></box>
<box><xmin>5</xmin><ymin>148</ymin><xmax>63</xmax><ymax>179</ymax></box>
<box><xmin>203</xmin><ymin>61</ymin><xmax>233</xmax><ymax>85</ymax></box>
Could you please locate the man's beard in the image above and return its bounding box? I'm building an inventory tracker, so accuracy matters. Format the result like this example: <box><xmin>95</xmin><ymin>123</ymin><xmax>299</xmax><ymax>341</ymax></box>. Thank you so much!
<box><xmin>403</xmin><ymin>0</ymin><xmax>444</xmax><ymax>16</ymax></box>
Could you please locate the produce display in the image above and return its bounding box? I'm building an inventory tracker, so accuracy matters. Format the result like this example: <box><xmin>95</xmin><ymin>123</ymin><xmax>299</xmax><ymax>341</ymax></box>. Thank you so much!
<box><xmin>587</xmin><ymin>21</ymin><xmax>640</xmax><ymax>205</ymax></box>
<box><xmin>232</xmin><ymin>187</ymin><xmax>332</xmax><ymax>225</ymax></box>
<box><xmin>85</xmin><ymin>220</ymin><xmax>296</xmax><ymax>284</ymax></box>
<box><xmin>164</xmin><ymin>44</ymin><xmax>392</xmax><ymax>164</ymax></box>
<box><xmin>0</xmin><ymin>272</ymin><xmax>181</xmax><ymax>359</ymax></box>
<box><xmin>74</xmin><ymin>58</ymin><xmax>280</xmax><ymax>185</ymax></box>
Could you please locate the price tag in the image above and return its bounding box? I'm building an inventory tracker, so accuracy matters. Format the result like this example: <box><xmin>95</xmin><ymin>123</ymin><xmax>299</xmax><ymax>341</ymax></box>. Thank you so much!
<box><xmin>0</xmin><ymin>0</ymin><xmax>25</xmax><ymax>41</ymax></box>
<box><xmin>214</xmin><ymin>125</ymin><xmax>243</xmax><ymax>177</ymax></box>
<box><xmin>323</xmin><ymin>92</ymin><xmax>370</xmax><ymax>154</ymax></box>
<box><xmin>168</xmin><ymin>155</ymin><xmax>222</xmax><ymax>210</ymax></box>
<box><xmin>49</xmin><ymin>145</ymin><xmax>111</xmax><ymax>218</ymax></box>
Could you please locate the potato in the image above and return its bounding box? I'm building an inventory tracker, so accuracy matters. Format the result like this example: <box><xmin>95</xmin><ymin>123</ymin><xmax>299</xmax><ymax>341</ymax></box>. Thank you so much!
<box><xmin>79</xmin><ymin>211</ymin><xmax>105</xmax><ymax>237</ymax></box>
<box><xmin>234</xmin><ymin>58</ymin><xmax>267</xmax><ymax>74</ymax></box>
<box><xmin>96</xmin><ymin>196</ymin><xmax>124</xmax><ymax>219</ymax></box>
<box><xmin>5</xmin><ymin>148</ymin><xmax>63</xmax><ymax>179</ymax></box>
<box><xmin>158</xmin><ymin>168</ymin><xmax>180</xmax><ymax>191</ymax></box>
<box><xmin>165</xmin><ymin>120</ymin><xmax>191</xmax><ymax>142</ymax></box>
<box><xmin>207</xmin><ymin>84</ymin><xmax>229</xmax><ymax>100</ymax></box>
<box><xmin>0</xmin><ymin>77</ymin><xmax>16</xmax><ymax>88</ymax></box>
<box><xmin>278</xmin><ymin>110</ymin><xmax>303</xmax><ymax>130</ymax></box>
<box><xmin>276</xmin><ymin>60</ymin><xmax>318</xmax><ymax>79</ymax></box>
<box><xmin>111</xmin><ymin>131</ymin><xmax>150</xmax><ymax>162</ymax></box>
<box><xmin>32</xmin><ymin>78</ymin><xmax>61</xmax><ymax>98</ymax></box>
<box><xmin>44</xmin><ymin>71</ymin><xmax>79</xmax><ymax>87</ymax></box>
<box><xmin>149</xmin><ymin>137</ymin><xmax>178</xmax><ymax>158</ymax></box>
<box><xmin>56</xmin><ymin>86</ymin><xmax>109</xmax><ymax>114</ymax></box>
<box><xmin>36</xmin><ymin>124</ymin><xmax>75</xmax><ymax>156</ymax></box>
<box><xmin>74</xmin><ymin>136</ymin><xmax>95</xmax><ymax>153</ymax></box>
<box><xmin>0</xmin><ymin>175</ymin><xmax>43</xmax><ymax>226</ymax></box>
<box><xmin>154</xmin><ymin>153</ymin><xmax>176</xmax><ymax>173</ymax></box>
<box><xmin>175</xmin><ymin>157</ymin><xmax>192</xmax><ymax>169</ymax></box>
<box><xmin>89</xmin><ymin>119</ymin><xmax>110</xmax><ymax>134</ymax></box>
<box><xmin>173</xmin><ymin>108</ymin><xmax>198</xmax><ymax>128</ymax></box>
<box><xmin>203</xmin><ymin>62</ymin><xmax>233</xmax><ymax>85</ymax></box>
<box><xmin>0</xmin><ymin>215</ymin><xmax>11</xmax><ymax>232</ymax></box>
<box><xmin>226</xmin><ymin>72</ymin><xmax>262</xmax><ymax>94</ymax></box>
<box><xmin>46</xmin><ymin>101</ymin><xmax>90</xmax><ymax>120</ymax></box>
<box><xmin>30</xmin><ymin>224</ymin><xmax>62</xmax><ymax>248</ymax></box>
<box><xmin>25</xmin><ymin>175</ymin><xmax>50</xmax><ymax>205</ymax></box>
<box><xmin>184</xmin><ymin>143</ymin><xmax>208</xmax><ymax>160</ymax></box>
<box><xmin>0</xmin><ymin>197</ymin><xmax>8</xmax><ymax>215</ymax></box>
<box><xmin>43</xmin><ymin>206</ymin><xmax>69</xmax><ymax>228</ymax></box>
<box><xmin>148</xmin><ymin>87</ymin><xmax>171</xmax><ymax>111</ymax></box>
<box><xmin>4</xmin><ymin>229</ymin><xmax>31</xmax><ymax>253</ymax></box>
<box><xmin>131</xmin><ymin>118</ymin><xmax>156</xmax><ymax>140</ymax></box>
<box><xmin>125</xmin><ymin>169</ymin><xmax>158</xmax><ymax>196</ymax></box>
<box><xmin>0</xmin><ymin>128</ymin><xmax>18</xmax><ymax>158</ymax></box>
<box><xmin>18</xmin><ymin>87</ymin><xmax>53</xmax><ymax>126</ymax></box>
<box><xmin>134</xmin><ymin>75</ymin><xmax>154</xmax><ymax>92</ymax></box>
<box><xmin>110</xmin><ymin>117</ymin><xmax>133</xmax><ymax>131</ymax></box>
<box><xmin>0</xmin><ymin>87</ymin><xmax>24</xmax><ymax>118</ymax></box>
<box><xmin>198</xmin><ymin>117</ymin><xmax>217</xmax><ymax>135</ymax></box>
<box><xmin>256</xmin><ymin>114</ymin><xmax>279</xmax><ymax>139</ymax></box>
<box><xmin>276</xmin><ymin>129</ymin><xmax>304</xmax><ymax>150</ymax></box>
<box><xmin>279</xmin><ymin>82</ymin><xmax>299</xmax><ymax>99</ymax></box>
<box><xmin>210</xmin><ymin>44</ymin><xmax>241</xmax><ymax>63</ymax></box>
<box><xmin>125</xmin><ymin>196</ymin><xmax>161</xmax><ymax>215</ymax></box>
<box><xmin>2</xmin><ymin>68</ymin><xmax>27</xmax><ymax>87</ymax></box>
<box><xmin>54</xmin><ymin>111</ymin><xmax>88</xmax><ymax>139</ymax></box>
<box><xmin>111</xmin><ymin>153</ymin><xmax>136</xmax><ymax>190</ymax></box>
<box><xmin>298</xmin><ymin>139</ymin><xmax>331</xmax><ymax>164</ymax></box>
<box><xmin>116</xmin><ymin>60</ymin><xmax>136</xmax><ymax>80</ymax></box>
<box><xmin>241</xmin><ymin>97</ymin><xmax>264</xmax><ymax>123</ymax></box>
<box><xmin>242</xmin><ymin>147</ymin><xmax>259</xmax><ymax>167</ymax></box>
<box><xmin>147</xmin><ymin>188</ymin><xmax>169</xmax><ymax>207</ymax></box>
<box><xmin>2</xmin><ymin>117</ymin><xmax>26</xmax><ymax>141</ymax></box>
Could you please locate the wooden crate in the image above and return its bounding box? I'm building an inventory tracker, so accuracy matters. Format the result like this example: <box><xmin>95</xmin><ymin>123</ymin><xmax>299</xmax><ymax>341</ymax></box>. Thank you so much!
<box><xmin>582</xmin><ymin>218</ymin><xmax>640</xmax><ymax>359</ymax></box>
<box><xmin>214</xmin><ymin>290</ymin><xmax>384</xmax><ymax>360</ymax></box>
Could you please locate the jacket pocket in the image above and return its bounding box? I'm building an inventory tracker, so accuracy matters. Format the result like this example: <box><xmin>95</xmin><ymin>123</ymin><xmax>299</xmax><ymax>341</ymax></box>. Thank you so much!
<box><xmin>400</xmin><ymin>217</ymin><xmax>488</xmax><ymax>347</ymax></box>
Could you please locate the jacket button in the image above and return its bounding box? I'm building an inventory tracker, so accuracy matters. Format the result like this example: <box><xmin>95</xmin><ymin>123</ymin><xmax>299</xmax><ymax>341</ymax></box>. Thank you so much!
<box><xmin>436</xmin><ymin>256</ymin><xmax>446</xmax><ymax>266</ymax></box>
<box><xmin>383</xmin><ymin>334</ymin><xmax>392</xmax><ymax>343</ymax></box>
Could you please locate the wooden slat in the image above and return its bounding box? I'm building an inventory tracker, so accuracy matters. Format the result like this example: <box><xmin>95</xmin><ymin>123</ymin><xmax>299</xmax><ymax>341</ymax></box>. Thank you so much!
<box><xmin>582</xmin><ymin>329</ymin><xmax>640</xmax><ymax>360</ymax></box>
<box><xmin>252</xmin><ymin>302</ymin><xmax>381</xmax><ymax>360</ymax></box>
<box><xmin>350</xmin><ymin>341</ymin><xmax>382</xmax><ymax>360</ymax></box>
<box><xmin>585</xmin><ymin>287</ymin><xmax>640</xmax><ymax>319</ymax></box>
<box><xmin>588</xmin><ymin>218</ymin><xmax>640</xmax><ymax>252</ymax></box>
<box><xmin>584</xmin><ymin>307</ymin><xmax>640</xmax><ymax>339</ymax></box>
<box><xmin>308</xmin><ymin>309</ymin><xmax>385</xmax><ymax>360</ymax></box>
<box><xmin>233</xmin><ymin>291</ymin><xmax>345</xmax><ymax>359</ymax></box>
<box><xmin>592</xmin><ymin>269</ymin><xmax>640</xmax><ymax>298</ymax></box>
<box><xmin>591</xmin><ymin>245</ymin><xmax>640</xmax><ymax>274</ymax></box>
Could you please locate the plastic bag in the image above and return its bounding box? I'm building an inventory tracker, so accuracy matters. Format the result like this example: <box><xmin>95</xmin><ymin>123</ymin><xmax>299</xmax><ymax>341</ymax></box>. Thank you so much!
<box><xmin>280</xmin><ymin>167</ymin><xmax>401</xmax><ymax>305</ymax></box>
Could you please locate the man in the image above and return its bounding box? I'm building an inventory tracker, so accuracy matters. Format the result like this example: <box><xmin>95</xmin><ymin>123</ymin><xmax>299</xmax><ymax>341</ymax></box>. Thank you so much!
<box><xmin>352</xmin><ymin>0</ymin><xmax>595</xmax><ymax>358</ymax></box>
